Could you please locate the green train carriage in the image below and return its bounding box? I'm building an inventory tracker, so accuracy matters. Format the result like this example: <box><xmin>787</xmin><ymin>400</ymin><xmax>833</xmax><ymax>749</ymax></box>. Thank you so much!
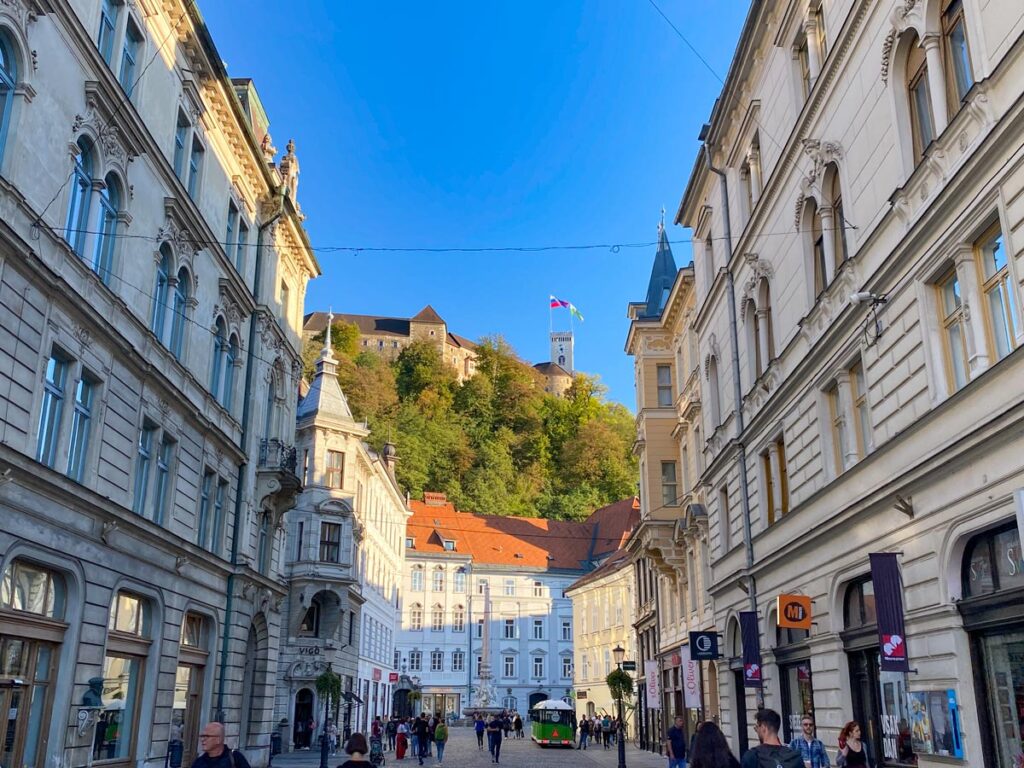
<box><xmin>530</xmin><ymin>699</ymin><xmax>577</xmax><ymax>747</ymax></box>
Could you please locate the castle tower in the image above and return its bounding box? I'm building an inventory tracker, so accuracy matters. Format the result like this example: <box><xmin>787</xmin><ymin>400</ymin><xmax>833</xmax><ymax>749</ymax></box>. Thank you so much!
<box><xmin>550</xmin><ymin>331</ymin><xmax>574</xmax><ymax>373</ymax></box>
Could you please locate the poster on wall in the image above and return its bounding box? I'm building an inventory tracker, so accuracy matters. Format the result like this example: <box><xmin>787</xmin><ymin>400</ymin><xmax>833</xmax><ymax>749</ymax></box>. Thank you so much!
<box><xmin>908</xmin><ymin>690</ymin><xmax>964</xmax><ymax>759</ymax></box>
<box><xmin>879</xmin><ymin>671</ymin><xmax>916</xmax><ymax>765</ymax></box>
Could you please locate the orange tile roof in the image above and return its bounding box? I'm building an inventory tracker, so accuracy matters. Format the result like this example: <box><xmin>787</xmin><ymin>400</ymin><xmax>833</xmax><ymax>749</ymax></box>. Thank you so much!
<box><xmin>407</xmin><ymin>496</ymin><xmax>639</xmax><ymax>572</ymax></box>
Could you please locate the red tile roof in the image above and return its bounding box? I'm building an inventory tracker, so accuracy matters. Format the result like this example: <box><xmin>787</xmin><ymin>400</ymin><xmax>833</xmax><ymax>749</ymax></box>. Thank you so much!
<box><xmin>406</xmin><ymin>496</ymin><xmax>639</xmax><ymax>572</ymax></box>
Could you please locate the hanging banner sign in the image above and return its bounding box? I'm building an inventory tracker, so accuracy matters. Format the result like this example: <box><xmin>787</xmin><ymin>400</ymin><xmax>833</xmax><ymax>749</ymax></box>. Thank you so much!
<box><xmin>689</xmin><ymin>631</ymin><xmax>721</xmax><ymax>661</ymax></box>
<box><xmin>739</xmin><ymin>611</ymin><xmax>762</xmax><ymax>688</ymax></box>
<box><xmin>683</xmin><ymin>645</ymin><xmax>701</xmax><ymax>709</ymax></box>
<box><xmin>388</xmin><ymin>673</ymin><xmax>399</xmax><ymax>683</ymax></box>
<box><xmin>870</xmin><ymin>553</ymin><xmax>911</xmax><ymax>672</ymax></box>
<box><xmin>1015</xmin><ymin>489</ymin><xmax>1024</xmax><ymax>555</ymax></box>
<box><xmin>645</xmin><ymin>660</ymin><xmax>662</xmax><ymax>708</ymax></box>
<box><xmin>777</xmin><ymin>594</ymin><xmax>812</xmax><ymax>630</ymax></box>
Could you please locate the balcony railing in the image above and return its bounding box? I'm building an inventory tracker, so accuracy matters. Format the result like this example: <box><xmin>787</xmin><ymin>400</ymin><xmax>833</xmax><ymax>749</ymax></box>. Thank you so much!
<box><xmin>258</xmin><ymin>438</ymin><xmax>298</xmax><ymax>473</ymax></box>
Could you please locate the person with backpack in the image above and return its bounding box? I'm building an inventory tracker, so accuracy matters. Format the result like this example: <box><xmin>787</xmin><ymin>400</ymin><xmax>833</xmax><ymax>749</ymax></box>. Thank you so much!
<box><xmin>578</xmin><ymin>716</ymin><xmax>591</xmax><ymax>749</ymax></box>
<box><xmin>386</xmin><ymin>718</ymin><xmax>398</xmax><ymax>752</ymax></box>
<box><xmin>191</xmin><ymin>723</ymin><xmax>252</xmax><ymax>768</ymax></box>
<box><xmin>741</xmin><ymin>709</ymin><xmax>804</xmax><ymax>768</ymax></box>
<box><xmin>434</xmin><ymin>719</ymin><xmax>449</xmax><ymax>765</ymax></box>
<box><xmin>602</xmin><ymin>715</ymin><xmax>612</xmax><ymax>749</ymax></box>
<box><xmin>666</xmin><ymin>715</ymin><xmax>689</xmax><ymax>768</ymax></box>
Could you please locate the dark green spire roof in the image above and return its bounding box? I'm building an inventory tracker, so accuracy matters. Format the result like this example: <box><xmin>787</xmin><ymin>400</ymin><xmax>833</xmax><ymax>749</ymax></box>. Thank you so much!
<box><xmin>642</xmin><ymin>216</ymin><xmax>677</xmax><ymax>318</ymax></box>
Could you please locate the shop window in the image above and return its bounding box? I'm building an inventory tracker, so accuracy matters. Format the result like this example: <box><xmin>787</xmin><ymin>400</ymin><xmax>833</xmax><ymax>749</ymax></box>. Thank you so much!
<box><xmin>298</xmin><ymin>600</ymin><xmax>321</xmax><ymax>637</ymax></box>
<box><xmin>962</xmin><ymin>522</ymin><xmax>1024</xmax><ymax>597</ymax></box>
<box><xmin>99</xmin><ymin>591</ymin><xmax>152</xmax><ymax>763</ymax></box>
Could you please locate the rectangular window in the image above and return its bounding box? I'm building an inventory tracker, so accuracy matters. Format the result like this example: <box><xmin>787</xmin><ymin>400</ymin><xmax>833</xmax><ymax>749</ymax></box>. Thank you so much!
<box><xmin>815</xmin><ymin>5</ymin><xmax>827</xmax><ymax>61</ymax></box>
<box><xmin>453</xmin><ymin>610</ymin><xmax>465</xmax><ymax>633</ymax></box>
<box><xmin>763</xmin><ymin>437</ymin><xmax>790</xmax><ymax>526</ymax></box>
<box><xmin>66</xmin><ymin>374</ymin><xmax>96</xmax><ymax>482</ymax></box>
<box><xmin>153</xmin><ymin>434</ymin><xmax>175</xmax><ymax>525</ymax></box>
<box><xmin>430</xmin><ymin>651</ymin><xmax>443</xmax><ymax>672</ymax></box>
<box><xmin>826</xmin><ymin>382</ymin><xmax>846</xmax><ymax>474</ymax></box>
<box><xmin>533</xmin><ymin>581</ymin><xmax>543</xmax><ymax>597</ymax></box>
<box><xmin>656</xmin><ymin>364</ymin><xmax>673</xmax><ymax>407</ymax></box>
<box><xmin>431</xmin><ymin>609</ymin><xmax>443</xmax><ymax>632</ymax></box>
<box><xmin>977</xmin><ymin>225</ymin><xmax>1019</xmax><ymax>361</ymax></box>
<box><xmin>326</xmin><ymin>450</ymin><xmax>344</xmax><ymax>489</ymax></box>
<box><xmin>503</xmin><ymin>656</ymin><xmax>516</xmax><ymax>678</ymax></box>
<box><xmin>394</xmin><ymin>650</ymin><xmax>401</xmax><ymax>669</ymax></box>
<box><xmin>97</xmin><ymin>0</ymin><xmax>119</xmax><ymax>64</ymax></box>
<box><xmin>119</xmin><ymin>18</ymin><xmax>142</xmax><ymax>96</ymax></box>
<box><xmin>478</xmin><ymin>579</ymin><xmax>488</xmax><ymax>595</ymax></box>
<box><xmin>561</xmin><ymin>657</ymin><xmax>572</xmax><ymax>678</ymax></box>
<box><xmin>452</xmin><ymin>651</ymin><xmax>465</xmax><ymax>672</ymax></box>
<box><xmin>453</xmin><ymin>571</ymin><xmax>466</xmax><ymax>593</ymax></box>
<box><xmin>432</xmin><ymin>569</ymin><xmax>445</xmax><ymax>592</ymax></box>
<box><xmin>533</xmin><ymin>619</ymin><xmax>544</xmax><ymax>640</ymax></box>
<box><xmin>561</xmin><ymin>620</ymin><xmax>571</xmax><ymax>641</ymax></box>
<box><xmin>225</xmin><ymin>201</ymin><xmax>238</xmax><ymax>260</ymax></box>
<box><xmin>797</xmin><ymin>36</ymin><xmax>811</xmax><ymax>99</ymax></box>
<box><xmin>476</xmin><ymin>619</ymin><xmax>484</xmax><ymax>638</ymax></box>
<box><xmin>938</xmin><ymin>269</ymin><xmax>969</xmax><ymax>391</ymax></box>
<box><xmin>476</xmin><ymin>656</ymin><xmax>483</xmax><ymax>676</ymax></box>
<box><xmin>719</xmin><ymin>486</ymin><xmax>730</xmax><ymax>551</ymax></box>
<box><xmin>132</xmin><ymin>422</ymin><xmax>157</xmax><ymax>515</ymax></box>
<box><xmin>173</xmin><ymin>113</ymin><xmax>189</xmax><ymax>179</ymax></box>
<box><xmin>236</xmin><ymin>220</ymin><xmax>249</xmax><ymax>272</ymax></box>
<box><xmin>409</xmin><ymin>651</ymin><xmax>421</xmax><ymax>672</ymax></box>
<box><xmin>197</xmin><ymin>470</ymin><xmax>214</xmax><ymax>550</ymax></box>
<box><xmin>943</xmin><ymin>0</ymin><xmax>973</xmax><ymax>107</ymax></box>
<box><xmin>908</xmin><ymin>46</ymin><xmax>935</xmax><ymax>161</ymax></box>
<box><xmin>36</xmin><ymin>353</ymin><xmax>69</xmax><ymax>468</ymax></box>
<box><xmin>532</xmin><ymin>656</ymin><xmax>544</xmax><ymax>678</ymax></box>
<box><xmin>850</xmin><ymin>361</ymin><xmax>871</xmax><ymax>459</ymax></box>
<box><xmin>411</xmin><ymin>569</ymin><xmax>423</xmax><ymax>591</ymax></box>
<box><xmin>295</xmin><ymin>520</ymin><xmax>304</xmax><ymax>562</ymax></box>
<box><xmin>213</xmin><ymin>480</ymin><xmax>227</xmax><ymax>556</ymax></box>
<box><xmin>320</xmin><ymin>522</ymin><xmax>341</xmax><ymax>563</ymax></box>
<box><xmin>503</xmin><ymin>619</ymin><xmax>516</xmax><ymax>639</ymax></box>
<box><xmin>187</xmin><ymin>138</ymin><xmax>204</xmax><ymax>198</ymax></box>
<box><xmin>504</xmin><ymin>579</ymin><xmax>515</xmax><ymax>596</ymax></box>
<box><xmin>661</xmin><ymin>461</ymin><xmax>678</xmax><ymax>507</ymax></box>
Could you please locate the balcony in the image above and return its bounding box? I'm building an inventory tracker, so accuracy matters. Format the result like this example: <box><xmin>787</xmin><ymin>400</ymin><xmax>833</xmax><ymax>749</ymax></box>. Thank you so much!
<box><xmin>256</xmin><ymin>438</ymin><xmax>302</xmax><ymax>522</ymax></box>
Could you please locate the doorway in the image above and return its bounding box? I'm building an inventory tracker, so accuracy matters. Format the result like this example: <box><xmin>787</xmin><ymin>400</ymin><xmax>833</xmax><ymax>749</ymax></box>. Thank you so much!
<box><xmin>294</xmin><ymin>688</ymin><xmax>314</xmax><ymax>749</ymax></box>
<box><xmin>173</xmin><ymin>664</ymin><xmax>203</xmax><ymax>766</ymax></box>
<box><xmin>528</xmin><ymin>692</ymin><xmax>548</xmax><ymax>709</ymax></box>
<box><xmin>732</xmin><ymin>669</ymin><xmax>749</xmax><ymax>756</ymax></box>
<box><xmin>0</xmin><ymin>638</ymin><xmax>56</xmax><ymax>768</ymax></box>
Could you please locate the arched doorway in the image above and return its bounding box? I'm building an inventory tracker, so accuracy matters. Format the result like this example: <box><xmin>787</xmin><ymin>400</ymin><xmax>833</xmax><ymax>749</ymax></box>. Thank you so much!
<box><xmin>294</xmin><ymin>688</ymin><xmax>314</xmax><ymax>749</ymax></box>
<box><xmin>528</xmin><ymin>692</ymin><xmax>548</xmax><ymax>709</ymax></box>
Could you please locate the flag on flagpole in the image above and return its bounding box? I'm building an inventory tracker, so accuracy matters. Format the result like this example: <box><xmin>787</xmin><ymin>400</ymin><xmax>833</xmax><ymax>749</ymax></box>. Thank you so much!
<box><xmin>550</xmin><ymin>295</ymin><xmax>583</xmax><ymax>321</ymax></box>
<box><xmin>569</xmin><ymin>304</ymin><xmax>584</xmax><ymax>322</ymax></box>
<box><xmin>549</xmin><ymin>295</ymin><xmax>570</xmax><ymax>309</ymax></box>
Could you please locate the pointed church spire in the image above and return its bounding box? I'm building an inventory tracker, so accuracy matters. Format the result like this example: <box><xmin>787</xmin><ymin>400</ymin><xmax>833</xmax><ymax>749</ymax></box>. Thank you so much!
<box><xmin>643</xmin><ymin>207</ymin><xmax>677</xmax><ymax>318</ymax></box>
<box><xmin>297</xmin><ymin>308</ymin><xmax>353</xmax><ymax>421</ymax></box>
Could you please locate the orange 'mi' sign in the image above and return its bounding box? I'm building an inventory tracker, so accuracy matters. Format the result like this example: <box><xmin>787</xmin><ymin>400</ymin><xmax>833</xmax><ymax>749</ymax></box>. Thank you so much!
<box><xmin>777</xmin><ymin>594</ymin><xmax>812</xmax><ymax>630</ymax></box>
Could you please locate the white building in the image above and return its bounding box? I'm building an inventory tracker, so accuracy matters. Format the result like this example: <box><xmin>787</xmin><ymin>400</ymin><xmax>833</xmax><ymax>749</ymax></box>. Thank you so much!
<box><xmin>274</xmin><ymin>324</ymin><xmax>408</xmax><ymax>744</ymax></box>
<box><xmin>394</xmin><ymin>494</ymin><xmax>636</xmax><ymax>716</ymax></box>
<box><xmin>0</xmin><ymin>3</ymin><xmax>316</xmax><ymax>768</ymax></box>
<box><xmin>675</xmin><ymin>0</ymin><xmax>1024</xmax><ymax>765</ymax></box>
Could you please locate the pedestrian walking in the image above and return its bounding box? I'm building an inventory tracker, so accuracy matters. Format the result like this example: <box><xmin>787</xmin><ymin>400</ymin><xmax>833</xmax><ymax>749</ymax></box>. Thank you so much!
<box><xmin>386</xmin><ymin>718</ymin><xmax>397</xmax><ymax>752</ymax></box>
<box><xmin>689</xmin><ymin>722</ymin><xmax>740</xmax><ymax>768</ymax></box>
<box><xmin>602</xmin><ymin>715</ymin><xmax>612</xmax><ymax>749</ymax></box>
<box><xmin>487</xmin><ymin>714</ymin><xmax>504</xmax><ymax>764</ymax></box>
<box><xmin>434</xmin><ymin>719</ymin><xmax>449</xmax><ymax>765</ymax></box>
<box><xmin>338</xmin><ymin>733</ymin><xmax>370</xmax><ymax>768</ymax></box>
<box><xmin>837</xmin><ymin>722</ymin><xmax>870</xmax><ymax>768</ymax></box>
<box><xmin>666</xmin><ymin>715</ymin><xmax>689</xmax><ymax>768</ymax></box>
<box><xmin>191</xmin><ymin>722</ymin><xmax>252</xmax><ymax>768</ymax></box>
<box><xmin>426</xmin><ymin>714</ymin><xmax>437</xmax><ymax>757</ymax></box>
<box><xmin>790</xmin><ymin>715</ymin><xmax>831</xmax><ymax>768</ymax></box>
<box><xmin>475</xmin><ymin>715</ymin><xmax>486</xmax><ymax>750</ymax></box>
<box><xmin>513</xmin><ymin>713</ymin><xmax>523</xmax><ymax>739</ymax></box>
<box><xmin>414</xmin><ymin>715</ymin><xmax>430</xmax><ymax>766</ymax></box>
<box><xmin>328</xmin><ymin>721</ymin><xmax>339</xmax><ymax>756</ymax></box>
<box><xmin>396</xmin><ymin>720</ymin><xmax>409</xmax><ymax>760</ymax></box>
<box><xmin>578</xmin><ymin>716</ymin><xmax>590</xmax><ymax>749</ymax></box>
<box><xmin>740</xmin><ymin>709</ymin><xmax>804</xmax><ymax>768</ymax></box>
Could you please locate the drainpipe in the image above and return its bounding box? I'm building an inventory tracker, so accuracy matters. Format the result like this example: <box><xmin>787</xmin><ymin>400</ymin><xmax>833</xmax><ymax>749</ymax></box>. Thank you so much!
<box><xmin>216</xmin><ymin>193</ymin><xmax>285</xmax><ymax>719</ymax></box>
<box><xmin>703</xmin><ymin>139</ymin><xmax>763</xmax><ymax>706</ymax></box>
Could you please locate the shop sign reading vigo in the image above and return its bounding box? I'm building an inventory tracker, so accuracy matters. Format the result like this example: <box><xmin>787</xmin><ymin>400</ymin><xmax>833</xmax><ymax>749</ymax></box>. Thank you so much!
<box><xmin>683</xmin><ymin>645</ymin><xmax>701</xmax><ymax>709</ymax></box>
<box><xmin>645</xmin><ymin>660</ymin><xmax>662</xmax><ymax>708</ymax></box>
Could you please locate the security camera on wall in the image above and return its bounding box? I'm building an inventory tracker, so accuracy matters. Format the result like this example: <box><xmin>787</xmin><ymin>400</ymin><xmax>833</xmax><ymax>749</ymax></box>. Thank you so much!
<box><xmin>849</xmin><ymin>291</ymin><xmax>876</xmax><ymax>305</ymax></box>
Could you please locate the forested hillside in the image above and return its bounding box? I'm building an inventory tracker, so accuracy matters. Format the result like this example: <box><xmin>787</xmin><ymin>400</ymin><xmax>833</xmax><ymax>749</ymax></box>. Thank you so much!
<box><xmin>302</xmin><ymin>323</ymin><xmax>637</xmax><ymax>520</ymax></box>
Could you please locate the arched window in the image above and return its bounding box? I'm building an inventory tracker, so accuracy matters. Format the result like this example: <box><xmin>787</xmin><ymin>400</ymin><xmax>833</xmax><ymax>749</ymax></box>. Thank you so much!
<box><xmin>0</xmin><ymin>559</ymin><xmax>66</xmax><ymax>618</ymax></box>
<box><xmin>409</xmin><ymin>603</ymin><xmax>423</xmax><ymax>631</ymax></box>
<box><xmin>843</xmin><ymin>576</ymin><xmax>877</xmax><ymax>630</ymax></box>
<box><xmin>264</xmin><ymin>365</ymin><xmax>281</xmax><ymax>439</ymax></box>
<box><xmin>827</xmin><ymin>167</ymin><xmax>848</xmax><ymax>264</ymax></box>
<box><xmin>962</xmin><ymin>522</ymin><xmax>1024</xmax><ymax>597</ymax></box>
<box><xmin>223</xmin><ymin>335</ymin><xmax>239</xmax><ymax>410</ymax></box>
<box><xmin>906</xmin><ymin>37</ymin><xmax>935</xmax><ymax>163</ymax></box>
<box><xmin>93</xmin><ymin>173</ymin><xmax>120</xmax><ymax>284</ymax></box>
<box><xmin>810</xmin><ymin>200</ymin><xmax>827</xmax><ymax>296</ymax></box>
<box><xmin>744</xmin><ymin>299</ymin><xmax>761</xmax><ymax>383</ymax></box>
<box><xmin>757</xmin><ymin>278</ymin><xmax>775</xmax><ymax>366</ymax></box>
<box><xmin>707</xmin><ymin>355</ymin><xmax>722</xmax><ymax>427</ymax></box>
<box><xmin>152</xmin><ymin>245</ymin><xmax>172</xmax><ymax>338</ymax></box>
<box><xmin>169</xmin><ymin>267</ymin><xmax>189</xmax><ymax>359</ymax></box>
<box><xmin>298</xmin><ymin>598</ymin><xmax>321</xmax><ymax>637</ymax></box>
<box><xmin>210</xmin><ymin>317</ymin><xmax>227</xmax><ymax>398</ymax></box>
<box><xmin>0</xmin><ymin>32</ymin><xmax>17</xmax><ymax>170</ymax></box>
<box><xmin>66</xmin><ymin>137</ymin><xmax>95</xmax><ymax>256</ymax></box>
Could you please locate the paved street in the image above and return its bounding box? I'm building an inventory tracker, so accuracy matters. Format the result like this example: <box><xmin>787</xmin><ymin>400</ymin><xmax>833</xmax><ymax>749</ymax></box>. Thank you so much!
<box><xmin>271</xmin><ymin>729</ymin><xmax>667</xmax><ymax>768</ymax></box>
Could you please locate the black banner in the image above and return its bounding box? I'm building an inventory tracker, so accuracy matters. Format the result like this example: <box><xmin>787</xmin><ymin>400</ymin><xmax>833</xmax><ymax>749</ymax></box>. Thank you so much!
<box><xmin>689</xmin><ymin>631</ymin><xmax>720</xmax><ymax>660</ymax></box>
<box><xmin>870</xmin><ymin>552</ymin><xmax>910</xmax><ymax>672</ymax></box>
<box><xmin>739</xmin><ymin>611</ymin><xmax>762</xmax><ymax>688</ymax></box>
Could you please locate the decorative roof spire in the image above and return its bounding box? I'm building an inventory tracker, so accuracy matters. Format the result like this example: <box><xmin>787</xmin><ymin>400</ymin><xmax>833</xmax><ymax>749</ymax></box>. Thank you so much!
<box><xmin>642</xmin><ymin>207</ymin><xmax>677</xmax><ymax>319</ymax></box>
<box><xmin>296</xmin><ymin>309</ymin><xmax>353</xmax><ymax>422</ymax></box>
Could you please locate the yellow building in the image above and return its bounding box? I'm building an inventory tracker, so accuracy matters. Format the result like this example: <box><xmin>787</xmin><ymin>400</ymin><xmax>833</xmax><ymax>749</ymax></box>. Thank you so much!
<box><xmin>565</xmin><ymin>549</ymin><xmax>636</xmax><ymax>721</ymax></box>
<box><xmin>625</xmin><ymin>222</ymin><xmax>717</xmax><ymax>749</ymax></box>
<box><xmin>303</xmin><ymin>305</ymin><xmax>477</xmax><ymax>381</ymax></box>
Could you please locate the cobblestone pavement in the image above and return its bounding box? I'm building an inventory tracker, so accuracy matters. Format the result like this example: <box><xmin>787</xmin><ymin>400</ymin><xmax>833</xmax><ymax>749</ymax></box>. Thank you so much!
<box><xmin>272</xmin><ymin>729</ymin><xmax>667</xmax><ymax>768</ymax></box>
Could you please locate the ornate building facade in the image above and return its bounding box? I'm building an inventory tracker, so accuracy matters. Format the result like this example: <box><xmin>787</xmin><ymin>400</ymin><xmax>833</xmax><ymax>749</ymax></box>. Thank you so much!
<box><xmin>676</xmin><ymin>0</ymin><xmax>1024</xmax><ymax>765</ymax></box>
<box><xmin>626</xmin><ymin>226</ymin><xmax>714</xmax><ymax>750</ymax></box>
<box><xmin>0</xmin><ymin>3</ymin><xmax>315</xmax><ymax>768</ymax></box>
<box><xmin>274</xmin><ymin>324</ymin><xmax>409</xmax><ymax>745</ymax></box>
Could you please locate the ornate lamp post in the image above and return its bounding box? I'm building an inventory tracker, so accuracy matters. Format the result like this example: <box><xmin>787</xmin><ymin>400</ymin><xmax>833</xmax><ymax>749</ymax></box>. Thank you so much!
<box><xmin>613</xmin><ymin>645</ymin><xmax>627</xmax><ymax>768</ymax></box>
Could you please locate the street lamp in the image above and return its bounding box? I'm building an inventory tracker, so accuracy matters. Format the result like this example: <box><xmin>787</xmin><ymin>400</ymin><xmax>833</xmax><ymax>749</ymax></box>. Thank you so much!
<box><xmin>612</xmin><ymin>645</ymin><xmax>627</xmax><ymax>768</ymax></box>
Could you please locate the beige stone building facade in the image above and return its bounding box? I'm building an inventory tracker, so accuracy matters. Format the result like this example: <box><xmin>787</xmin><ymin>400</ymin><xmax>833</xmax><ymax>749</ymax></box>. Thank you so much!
<box><xmin>625</xmin><ymin>227</ymin><xmax>716</xmax><ymax>750</ymax></box>
<box><xmin>675</xmin><ymin>0</ymin><xmax>1024</xmax><ymax>765</ymax></box>
<box><xmin>0</xmin><ymin>3</ymin><xmax>316</xmax><ymax>768</ymax></box>
<box><xmin>565</xmin><ymin>550</ymin><xmax>636</xmax><ymax>720</ymax></box>
<box><xmin>303</xmin><ymin>305</ymin><xmax>478</xmax><ymax>381</ymax></box>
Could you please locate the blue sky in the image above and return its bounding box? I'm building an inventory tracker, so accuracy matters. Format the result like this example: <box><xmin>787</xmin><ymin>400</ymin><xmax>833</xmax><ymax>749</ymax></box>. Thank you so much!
<box><xmin>201</xmin><ymin>1</ymin><xmax>748</xmax><ymax>407</ymax></box>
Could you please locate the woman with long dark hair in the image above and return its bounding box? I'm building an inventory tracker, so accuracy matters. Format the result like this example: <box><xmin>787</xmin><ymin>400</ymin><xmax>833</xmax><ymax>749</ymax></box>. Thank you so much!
<box><xmin>689</xmin><ymin>721</ymin><xmax>741</xmax><ymax>768</ymax></box>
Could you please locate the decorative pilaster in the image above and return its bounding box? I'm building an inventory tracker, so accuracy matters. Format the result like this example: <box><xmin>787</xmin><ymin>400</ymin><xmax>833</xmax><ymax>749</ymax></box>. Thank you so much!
<box><xmin>952</xmin><ymin>244</ymin><xmax>988</xmax><ymax>376</ymax></box>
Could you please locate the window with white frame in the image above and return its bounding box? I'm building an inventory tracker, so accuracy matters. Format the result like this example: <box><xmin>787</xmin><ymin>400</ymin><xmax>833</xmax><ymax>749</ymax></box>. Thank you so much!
<box><xmin>409</xmin><ymin>650</ymin><xmax>421</xmax><ymax>671</ymax></box>
<box><xmin>533</xmin><ymin>619</ymin><xmax>544</xmax><ymax>640</ymax></box>
<box><xmin>476</xmin><ymin>656</ymin><xmax>482</xmax><ymax>676</ymax></box>
<box><xmin>430</xmin><ymin>651</ymin><xmax>443</xmax><ymax>672</ymax></box>
<box><xmin>562</xmin><ymin>657</ymin><xmax>572</xmax><ymax>678</ymax></box>
<box><xmin>453</xmin><ymin>606</ymin><xmax>465</xmax><ymax>632</ymax></box>
<box><xmin>432</xmin><ymin>568</ymin><xmax>445</xmax><ymax>592</ymax></box>
<box><xmin>533</xmin><ymin>580</ymin><xmax>543</xmax><ymax>597</ymax></box>
<box><xmin>761</xmin><ymin>435</ymin><xmax>790</xmax><ymax>526</ymax></box>
<box><xmin>409</xmin><ymin>604</ymin><xmax>422</xmax><ymax>632</ymax></box>
<box><xmin>477</xmin><ymin>578</ymin><xmax>488</xmax><ymax>595</ymax></box>
<box><xmin>476</xmin><ymin>619</ymin><xmax>484</xmax><ymax>638</ymax></box>
<box><xmin>937</xmin><ymin>268</ymin><xmax>969</xmax><ymax>391</ymax></box>
<box><xmin>411</xmin><ymin>567</ymin><xmax>424</xmax><ymax>592</ymax></box>
<box><xmin>977</xmin><ymin>224</ymin><xmax>1018</xmax><ymax>361</ymax></box>
<box><xmin>661</xmin><ymin>461</ymin><xmax>678</xmax><ymax>507</ymax></box>
<box><xmin>504</xmin><ymin>578</ymin><xmax>515</xmax><ymax>596</ymax></box>
<box><xmin>431</xmin><ymin>606</ymin><xmax>444</xmax><ymax>632</ymax></box>
<box><xmin>561</xmin><ymin>620</ymin><xmax>571</xmax><ymax>641</ymax></box>
<box><xmin>532</xmin><ymin>655</ymin><xmax>544</xmax><ymax>678</ymax></box>
<box><xmin>503</xmin><ymin>619</ymin><xmax>516</xmax><ymax>639</ymax></box>
<box><xmin>656</xmin><ymin>364</ymin><xmax>673</xmax><ymax>407</ymax></box>
<box><xmin>452</xmin><ymin>650</ymin><xmax>465</xmax><ymax>672</ymax></box>
<box><xmin>502</xmin><ymin>655</ymin><xmax>516</xmax><ymax>678</ymax></box>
